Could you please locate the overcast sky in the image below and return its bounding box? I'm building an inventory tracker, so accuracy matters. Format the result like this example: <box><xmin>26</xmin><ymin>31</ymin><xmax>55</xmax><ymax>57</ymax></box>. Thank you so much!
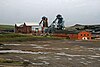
<box><xmin>0</xmin><ymin>0</ymin><xmax>100</xmax><ymax>26</ymax></box>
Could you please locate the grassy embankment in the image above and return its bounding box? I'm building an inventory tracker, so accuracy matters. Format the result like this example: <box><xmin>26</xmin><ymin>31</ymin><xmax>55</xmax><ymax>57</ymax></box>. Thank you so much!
<box><xmin>0</xmin><ymin>25</ymin><xmax>14</xmax><ymax>30</ymax></box>
<box><xmin>0</xmin><ymin>25</ymin><xmax>64</xmax><ymax>42</ymax></box>
<box><xmin>0</xmin><ymin>33</ymin><xmax>64</xmax><ymax>42</ymax></box>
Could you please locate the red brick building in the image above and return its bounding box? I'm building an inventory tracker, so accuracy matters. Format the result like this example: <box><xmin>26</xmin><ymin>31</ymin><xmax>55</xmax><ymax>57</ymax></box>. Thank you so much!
<box><xmin>15</xmin><ymin>23</ymin><xmax>42</xmax><ymax>34</ymax></box>
<box><xmin>78</xmin><ymin>31</ymin><xmax>91</xmax><ymax>40</ymax></box>
<box><xmin>53</xmin><ymin>30</ymin><xmax>92</xmax><ymax>40</ymax></box>
<box><xmin>67</xmin><ymin>34</ymin><xmax>78</xmax><ymax>40</ymax></box>
<box><xmin>67</xmin><ymin>31</ymin><xmax>92</xmax><ymax>40</ymax></box>
<box><xmin>15</xmin><ymin>23</ymin><xmax>92</xmax><ymax>40</ymax></box>
<box><xmin>15</xmin><ymin>23</ymin><xmax>32</xmax><ymax>34</ymax></box>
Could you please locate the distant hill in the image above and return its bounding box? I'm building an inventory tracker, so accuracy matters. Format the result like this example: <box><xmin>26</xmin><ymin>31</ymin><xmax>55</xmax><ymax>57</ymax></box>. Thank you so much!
<box><xmin>0</xmin><ymin>25</ymin><xmax>14</xmax><ymax>30</ymax></box>
<box><xmin>65</xmin><ymin>24</ymin><xmax>100</xmax><ymax>32</ymax></box>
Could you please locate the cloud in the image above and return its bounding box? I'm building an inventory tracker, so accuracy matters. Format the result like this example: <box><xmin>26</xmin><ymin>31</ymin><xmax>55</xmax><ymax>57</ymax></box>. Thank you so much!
<box><xmin>0</xmin><ymin>0</ymin><xmax>100</xmax><ymax>26</ymax></box>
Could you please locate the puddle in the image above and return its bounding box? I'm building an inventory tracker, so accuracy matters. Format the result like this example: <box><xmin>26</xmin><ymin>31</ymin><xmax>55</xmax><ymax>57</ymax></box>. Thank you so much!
<box><xmin>56</xmin><ymin>58</ymin><xmax>60</xmax><ymax>60</ymax></box>
<box><xmin>80</xmin><ymin>62</ymin><xmax>88</xmax><ymax>65</ymax></box>
<box><xmin>45</xmin><ymin>48</ymin><xmax>62</xmax><ymax>50</ymax></box>
<box><xmin>31</xmin><ymin>44</ymin><xmax>51</xmax><ymax>49</ymax></box>
<box><xmin>98</xmin><ymin>60</ymin><xmax>100</xmax><ymax>61</ymax></box>
<box><xmin>42</xmin><ymin>44</ymin><xmax>50</xmax><ymax>47</ymax></box>
<box><xmin>56</xmin><ymin>52</ymin><xmax>84</xmax><ymax>57</ymax></box>
<box><xmin>88</xmin><ymin>48</ymin><xmax>100</xmax><ymax>51</ymax></box>
<box><xmin>30</xmin><ymin>44</ymin><xmax>38</xmax><ymax>46</ymax></box>
<box><xmin>4</xmin><ymin>44</ymin><xmax>21</xmax><ymax>46</ymax></box>
<box><xmin>38</xmin><ymin>57</ymin><xmax>47</xmax><ymax>59</ymax></box>
<box><xmin>54</xmin><ymin>56</ymin><xmax>61</xmax><ymax>60</ymax></box>
<box><xmin>30</xmin><ymin>44</ymin><xmax>44</xmax><ymax>49</ymax></box>
<box><xmin>56</xmin><ymin>52</ymin><xmax>100</xmax><ymax>57</ymax></box>
<box><xmin>90</xmin><ymin>55</ymin><xmax>100</xmax><ymax>58</ymax></box>
<box><xmin>33</xmin><ymin>46</ymin><xmax>44</xmax><ymax>49</ymax></box>
<box><xmin>68</xmin><ymin>58</ymin><xmax>72</xmax><ymax>60</ymax></box>
<box><xmin>88</xmin><ymin>57</ymin><xmax>94</xmax><ymax>59</ymax></box>
<box><xmin>24</xmin><ymin>60</ymin><xmax>30</xmax><ymax>62</ymax></box>
<box><xmin>63</xmin><ymin>48</ymin><xmax>69</xmax><ymax>50</ymax></box>
<box><xmin>96</xmin><ymin>53</ymin><xmax>100</xmax><ymax>55</ymax></box>
<box><xmin>80</xmin><ymin>46</ymin><xmax>85</xmax><ymax>48</ymax></box>
<box><xmin>32</xmin><ymin>62</ymin><xmax>43</xmax><ymax>65</ymax></box>
<box><xmin>32</xmin><ymin>61</ymin><xmax>49</xmax><ymax>65</ymax></box>
<box><xmin>0</xmin><ymin>50</ymin><xmax>50</xmax><ymax>54</ymax></box>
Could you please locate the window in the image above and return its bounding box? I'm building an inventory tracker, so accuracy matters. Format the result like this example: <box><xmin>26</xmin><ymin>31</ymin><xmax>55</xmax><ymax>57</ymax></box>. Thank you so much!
<box><xmin>35</xmin><ymin>28</ymin><xmax>39</xmax><ymax>32</ymax></box>
<box><xmin>87</xmin><ymin>37</ymin><xmax>89</xmax><ymax>39</ymax></box>
<box><xmin>84</xmin><ymin>34</ymin><xmax>86</xmax><ymax>36</ymax></box>
<box><xmin>87</xmin><ymin>34</ymin><xmax>89</xmax><ymax>36</ymax></box>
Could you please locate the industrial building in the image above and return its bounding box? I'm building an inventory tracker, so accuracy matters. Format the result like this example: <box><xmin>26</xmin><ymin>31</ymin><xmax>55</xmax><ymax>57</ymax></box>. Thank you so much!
<box><xmin>67</xmin><ymin>31</ymin><xmax>91</xmax><ymax>40</ymax></box>
<box><xmin>15</xmin><ymin>23</ymin><xmax>42</xmax><ymax>34</ymax></box>
<box><xmin>15</xmin><ymin>14</ymin><xmax>92</xmax><ymax>40</ymax></box>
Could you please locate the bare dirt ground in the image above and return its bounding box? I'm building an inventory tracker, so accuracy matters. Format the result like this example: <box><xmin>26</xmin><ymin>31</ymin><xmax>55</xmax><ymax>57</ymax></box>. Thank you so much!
<box><xmin>0</xmin><ymin>40</ymin><xmax>100</xmax><ymax>67</ymax></box>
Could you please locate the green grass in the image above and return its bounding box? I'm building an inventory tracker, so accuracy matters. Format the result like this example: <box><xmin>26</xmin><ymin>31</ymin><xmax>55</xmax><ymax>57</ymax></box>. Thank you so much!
<box><xmin>0</xmin><ymin>33</ymin><xmax>63</xmax><ymax>42</ymax></box>
<box><xmin>0</xmin><ymin>25</ymin><xmax>14</xmax><ymax>30</ymax></box>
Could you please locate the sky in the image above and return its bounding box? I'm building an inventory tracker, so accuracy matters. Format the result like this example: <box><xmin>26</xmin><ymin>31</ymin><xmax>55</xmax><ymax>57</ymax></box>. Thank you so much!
<box><xmin>0</xmin><ymin>0</ymin><xmax>100</xmax><ymax>26</ymax></box>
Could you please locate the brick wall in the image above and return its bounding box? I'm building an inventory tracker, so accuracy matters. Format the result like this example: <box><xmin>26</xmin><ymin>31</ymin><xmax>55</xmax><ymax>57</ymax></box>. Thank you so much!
<box><xmin>15</xmin><ymin>23</ymin><xmax>32</xmax><ymax>34</ymax></box>
<box><xmin>78</xmin><ymin>31</ymin><xmax>91</xmax><ymax>40</ymax></box>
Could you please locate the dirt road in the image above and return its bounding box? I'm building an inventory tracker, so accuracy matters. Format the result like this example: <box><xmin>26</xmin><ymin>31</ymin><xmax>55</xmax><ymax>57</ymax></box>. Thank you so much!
<box><xmin>0</xmin><ymin>40</ymin><xmax>100</xmax><ymax>67</ymax></box>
